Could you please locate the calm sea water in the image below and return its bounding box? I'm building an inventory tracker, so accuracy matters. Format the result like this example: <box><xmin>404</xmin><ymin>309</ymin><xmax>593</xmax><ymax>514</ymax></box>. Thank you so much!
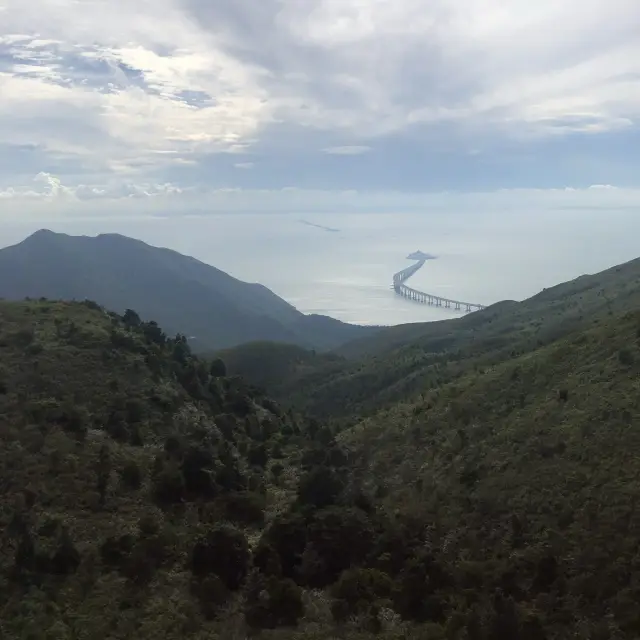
<box><xmin>2</xmin><ymin>210</ymin><xmax>639</xmax><ymax>326</ymax></box>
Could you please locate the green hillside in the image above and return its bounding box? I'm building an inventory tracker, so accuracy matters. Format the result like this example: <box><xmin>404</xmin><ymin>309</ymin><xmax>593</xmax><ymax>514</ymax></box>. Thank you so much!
<box><xmin>335</xmin><ymin>308</ymin><xmax>640</xmax><ymax>638</ymax></box>
<box><xmin>227</xmin><ymin>255</ymin><xmax>640</xmax><ymax>422</ymax></box>
<box><xmin>0</xmin><ymin>300</ymin><xmax>315</xmax><ymax>639</ymax></box>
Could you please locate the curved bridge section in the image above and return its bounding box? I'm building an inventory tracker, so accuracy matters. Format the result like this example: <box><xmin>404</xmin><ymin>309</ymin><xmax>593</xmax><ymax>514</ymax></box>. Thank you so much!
<box><xmin>393</xmin><ymin>257</ymin><xmax>486</xmax><ymax>314</ymax></box>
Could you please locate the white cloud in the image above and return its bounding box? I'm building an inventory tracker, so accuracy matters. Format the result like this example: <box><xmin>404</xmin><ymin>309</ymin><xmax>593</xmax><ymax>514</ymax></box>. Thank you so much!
<box><xmin>0</xmin><ymin>0</ymin><xmax>639</xmax><ymax>192</ymax></box>
<box><xmin>234</xmin><ymin>162</ymin><xmax>254</xmax><ymax>169</ymax></box>
<box><xmin>0</xmin><ymin>173</ymin><xmax>186</xmax><ymax>203</ymax></box>
<box><xmin>2</xmin><ymin>172</ymin><xmax>640</xmax><ymax>219</ymax></box>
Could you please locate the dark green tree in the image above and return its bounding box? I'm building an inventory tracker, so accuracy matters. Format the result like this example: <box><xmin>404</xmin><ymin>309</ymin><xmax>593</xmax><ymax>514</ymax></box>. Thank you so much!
<box><xmin>191</xmin><ymin>525</ymin><xmax>250</xmax><ymax>590</ymax></box>
<box><xmin>122</xmin><ymin>308</ymin><xmax>141</xmax><ymax>328</ymax></box>
<box><xmin>296</xmin><ymin>466</ymin><xmax>344</xmax><ymax>509</ymax></box>
<box><xmin>210</xmin><ymin>358</ymin><xmax>227</xmax><ymax>378</ymax></box>
<box><xmin>244</xmin><ymin>574</ymin><xmax>304</xmax><ymax>629</ymax></box>
<box><xmin>50</xmin><ymin>528</ymin><xmax>81</xmax><ymax>575</ymax></box>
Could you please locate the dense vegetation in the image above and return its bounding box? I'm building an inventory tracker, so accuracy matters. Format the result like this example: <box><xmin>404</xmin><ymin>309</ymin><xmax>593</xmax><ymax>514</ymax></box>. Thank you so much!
<box><xmin>338</xmin><ymin>308</ymin><xmax>640</xmax><ymax>639</ymax></box>
<box><xmin>0</xmin><ymin>230</ymin><xmax>378</xmax><ymax>351</ymax></box>
<box><xmin>0</xmin><ymin>300</ymin><xmax>312</xmax><ymax>638</ymax></box>
<box><xmin>3</xmin><ymin>252</ymin><xmax>640</xmax><ymax>639</ymax></box>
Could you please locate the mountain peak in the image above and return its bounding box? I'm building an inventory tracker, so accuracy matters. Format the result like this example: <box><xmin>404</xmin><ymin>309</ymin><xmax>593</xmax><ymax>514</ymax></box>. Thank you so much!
<box><xmin>27</xmin><ymin>228</ymin><xmax>58</xmax><ymax>240</ymax></box>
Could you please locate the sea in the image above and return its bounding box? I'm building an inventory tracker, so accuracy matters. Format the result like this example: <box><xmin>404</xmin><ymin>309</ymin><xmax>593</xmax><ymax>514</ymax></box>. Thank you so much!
<box><xmin>2</xmin><ymin>209</ymin><xmax>640</xmax><ymax>326</ymax></box>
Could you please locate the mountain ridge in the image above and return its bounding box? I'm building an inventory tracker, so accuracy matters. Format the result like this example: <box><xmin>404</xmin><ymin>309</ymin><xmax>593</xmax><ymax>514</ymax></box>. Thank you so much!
<box><xmin>0</xmin><ymin>229</ymin><xmax>378</xmax><ymax>351</ymax></box>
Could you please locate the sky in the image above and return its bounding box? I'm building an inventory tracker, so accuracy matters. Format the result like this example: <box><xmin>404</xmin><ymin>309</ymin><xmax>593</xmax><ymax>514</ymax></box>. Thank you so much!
<box><xmin>1</xmin><ymin>0</ymin><xmax>640</xmax><ymax>217</ymax></box>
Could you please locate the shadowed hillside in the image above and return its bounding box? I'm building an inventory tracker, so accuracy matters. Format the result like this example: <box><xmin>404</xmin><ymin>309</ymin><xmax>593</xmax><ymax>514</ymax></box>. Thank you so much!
<box><xmin>335</xmin><ymin>308</ymin><xmax>640</xmax><ymax>639</ymax></box>
<box><xmin>0</xmin><ymin>230</ymin><xmax>378</xmax><ymax>351</ymax></box>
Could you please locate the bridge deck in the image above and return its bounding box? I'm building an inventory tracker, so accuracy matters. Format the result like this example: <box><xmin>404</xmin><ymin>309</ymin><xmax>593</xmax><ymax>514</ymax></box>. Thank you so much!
<box><xmin>392</xmin><ymin>259</ymin><xmax>485</xmax><ymax>313</ymax></box>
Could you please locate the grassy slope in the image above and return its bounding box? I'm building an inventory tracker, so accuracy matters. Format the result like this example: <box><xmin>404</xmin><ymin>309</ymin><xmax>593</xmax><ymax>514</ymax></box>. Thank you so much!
<box><xmin>339</xmin><ymin>309</ymin><xmax>640</xmax><ymax>637</ymax></box>
<box><xmin>0</xmin><ymin>300</ymin><xmax>309</xmax><ymax>640</ymax></box>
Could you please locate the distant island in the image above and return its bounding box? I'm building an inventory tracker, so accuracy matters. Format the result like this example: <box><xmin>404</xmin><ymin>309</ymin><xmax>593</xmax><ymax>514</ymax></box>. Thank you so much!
<box><xmin>406</xmin><ymin>250</ymin><xmax>437</xmax><ymax>260</ymax></box>
<box><xmin>299</xmin><ymin>219</ymin><xmax>340</xmax><ymax>233</ymax></box>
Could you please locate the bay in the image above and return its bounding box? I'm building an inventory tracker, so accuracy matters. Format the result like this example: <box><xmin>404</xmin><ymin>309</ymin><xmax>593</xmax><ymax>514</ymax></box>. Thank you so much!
<box><xmin>1</xmin><ymin>209</ymin><xmax>639</xmax><ymax>326</ymax></box>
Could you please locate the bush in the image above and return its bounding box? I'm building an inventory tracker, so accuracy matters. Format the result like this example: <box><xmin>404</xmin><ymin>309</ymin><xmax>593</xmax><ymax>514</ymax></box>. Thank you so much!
<box><xmin>152</xmin><ymin>465</ymin><xmax>185</xmax><ymax>505</ymax></box>
<box><xmin>13</xmin><ymin>327</ymin><xmax>35</xmax><ymax>346</ymax></box>
<box><xmin>120</xmin><ymin>461</ymin><xmax>143</xmax><ymax>490</ymax></box>
<box><xmin>394</xmin><ymin>552</ymin><xmax>452</xmax><ymax>622</ymax></box>
<box><xmin>248</xmin><ymin>443</ymin><xmax>268</xmax><ymax>468</ymax></box>
<box><xmin>260</xmin><ymin>513</ymin><xmax>308</xmax><ymax>579</ymax></box>
<box><xmin>49</xmin><ymin>529</ymin><xmax>81</xmax><ymax>576</ymax></box>
<box><xmin>100</xmin><ymin>534</ymin><xmax>135</xmax><ymax>569</ymax></box>
<box><xmin>191</xmin><ymin>575</ymin><xmax>230</xmax><ymax>619</ymax></box>
<box><xmin>253</xmin><ymin>542</ymin><xmax>282</xmax><ymax>577</ymax></box>
<box><xmin>191</xmin><ymin>525</ymin><xmax>250</xmax><ymax>590</ymax></box>
<box><xmin>125</xmin><ymin>398</ymin><xmax>146</xmax><ymax>423</ymax></box>
<box><xmin>296</xmin><ymin>466</ymin><xmax>344</xmax><ymax>509</ymax></box>
<box><xmin>210</xmin><ymin>358</ymin><xmax>227</xmax><ymax>378</ymax></box>
<box><xmin>122</xmin><ymin>308</ymin><xmax>141</xmax><ymax>328</ymax></box>
<box><xmin>220</xmin><ymin>491</ymin><xmax>266</xmax><ymax>526</ymax></box>
<box><xmin>299</xmin><ymin>507</ymin><xmax>375</xmax><ymax>587</ymax></box>
<box><xmin>619</xmin><ymin>348</ymin><xmax>634</xmax><ymax>365</ymax></box>
<box><xmin>181</xmin><ymin>445</ymin><xmax>217</xmax><ymax>498</ymax></box>
<box><xmin>244</xmin><ymin>575</ymin><xmax>304</xmax><ymax>629</ymax></box>
<box><xmin>331</xmin><ymin>568</ymin><xmax>393</xmax><ymax>616</ymax></box>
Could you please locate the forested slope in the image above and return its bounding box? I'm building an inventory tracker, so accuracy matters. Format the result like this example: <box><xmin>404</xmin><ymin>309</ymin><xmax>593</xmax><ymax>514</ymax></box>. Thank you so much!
<box><xmin>223</xmin><ymin>255</ymin><xmax>640</xmax><ymax>423</ymax></box>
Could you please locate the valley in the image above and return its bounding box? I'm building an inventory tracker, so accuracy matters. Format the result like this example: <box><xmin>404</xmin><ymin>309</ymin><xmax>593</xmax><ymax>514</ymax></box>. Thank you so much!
<box><xmin>1</xmin><ymin>235</ymin><xmax>640</xmax><ymax>639</ymax></box>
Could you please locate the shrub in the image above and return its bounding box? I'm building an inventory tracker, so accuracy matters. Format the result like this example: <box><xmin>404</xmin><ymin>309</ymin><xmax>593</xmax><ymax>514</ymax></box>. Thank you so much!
<box><xmin>191</xmin><ymin>575</ymin><xmax>230</xmax><ymax>619</ymax></box>
<box><xmin>210</xmin><ymin>358</ymin><xmax>227</xmax><ymax>378</ymax></box>
<box><xmin>331</xmin><ymin>568</ymin><xmax>393</xmax><ymax>616</ymax></box>
<box><xmin>299</xmin><ymin>507</ymin><xmax>375</xmax><ymax>587</ymax></box>
<box><xmin>100</xmin><ymin>534</ymin><xmax>135</xmax><ymax>569</ymax></box>
<box><xmin>13</xmin><ymin>327</ymin><xmax>35</xmax><ymax>346</ymax></box>
<box><xmin>244</xmin><ymin>575</ymin><xmax>304</xmax><ymax>629</ymax></box>
<box><xmin>619</xmin><ymin>348</ymin><xmax>634</xmax><ymax>365</ymax></box>
<box><xmin>248</xmin><ymin>443</ymin><xmax>268</xmax><ymax>468</ymax></box>
<box><xmin>152</xmin><ymin>465</ymin><xmax>185</xmax><ymax>506</ymax></box>
<box><xmin>253</xmin><ymin>542</ymin><xmax>282</xmax><ymax>577</ymax></box>
<box><xmin>120</xmin><ymin>461</ymin><xmax>143</xmax><ymax>490</ymax></box>
<box><xmin>260</xmin><ymin>513</ymin><xmax>308</xmax><ymax>579</ymax></box>
<box><xmin>49</xmin><ymin>529</ymin><xmax>81</xmax><ymax>576</ymax></box>
<box><xmin>220</xmin><ymin>491</ymin><xmax>266</xmax><ymax>526</ymax></box>
<box><xmin>122</xmin><ymin>308</ymin><xmax>141</xmax><ymax>328</ymax></box>
<box><xmin>191</xmin><ymin>525</ymin><xmax>250</xmax><ymax>590</ymax></box>
<box><xmin>181</xmin><ymin>445</ymin><xmax>217</xmax><ymax>498</ymax></box>
<box><xmin>125</xmin><ymin>398</ymin><xmax>146</xmax><ymax>423</ymax></box>
<box><xmin>296</xmin><ymin>466</ymin><xmax>344</xmax><ymax>509</ymax></box>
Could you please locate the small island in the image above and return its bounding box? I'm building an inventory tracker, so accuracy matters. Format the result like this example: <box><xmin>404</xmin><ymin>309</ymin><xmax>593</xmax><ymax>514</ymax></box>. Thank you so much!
<box><xmin>406</xmin><ymin>250</ymin><xmax>437</xmax><ymax>261</ymax></box>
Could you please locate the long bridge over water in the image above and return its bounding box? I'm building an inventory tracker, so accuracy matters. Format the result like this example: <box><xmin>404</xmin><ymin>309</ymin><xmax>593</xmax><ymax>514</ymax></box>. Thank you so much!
<box><xmin>393</xmin><ymin>253</ymin><xmax>486</xmax><ymax>314</ymax></box>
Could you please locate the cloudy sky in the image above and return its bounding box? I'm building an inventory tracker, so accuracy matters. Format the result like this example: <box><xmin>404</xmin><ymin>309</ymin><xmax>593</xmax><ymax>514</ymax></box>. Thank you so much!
<box><xmin>1</xmin><ymin>0</ymin><xmax>639</xmax><ymax>215</ymax></box>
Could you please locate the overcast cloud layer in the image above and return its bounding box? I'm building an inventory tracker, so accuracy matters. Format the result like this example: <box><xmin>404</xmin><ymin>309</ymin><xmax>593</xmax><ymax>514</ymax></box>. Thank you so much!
<box><xmin>1</xmin><ymin>0</ymin><xmax>639</xmax><ymax>214</ymax></box>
